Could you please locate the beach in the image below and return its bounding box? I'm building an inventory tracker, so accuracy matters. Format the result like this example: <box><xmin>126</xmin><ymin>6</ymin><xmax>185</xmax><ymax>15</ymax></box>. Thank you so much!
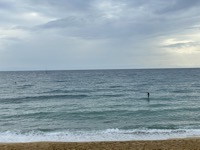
<box><xmin>1</xmin><ymin>138</ymin><xmax>200</xmax><ymax>150</ymax></box>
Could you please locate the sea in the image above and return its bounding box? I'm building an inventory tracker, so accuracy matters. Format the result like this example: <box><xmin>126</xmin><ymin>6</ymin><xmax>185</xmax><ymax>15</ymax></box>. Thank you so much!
<box><xmin>0</xmin><ymin>68</ymin><xmax>200</xmax><ymax>143</ymax></box>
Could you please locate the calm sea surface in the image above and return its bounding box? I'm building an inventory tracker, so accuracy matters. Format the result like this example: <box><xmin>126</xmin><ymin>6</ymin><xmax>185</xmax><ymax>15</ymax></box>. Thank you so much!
<box><xmin>0</xmin><ymin>69</ymin><xmax>200</xmax><ymax>142</ymax></box>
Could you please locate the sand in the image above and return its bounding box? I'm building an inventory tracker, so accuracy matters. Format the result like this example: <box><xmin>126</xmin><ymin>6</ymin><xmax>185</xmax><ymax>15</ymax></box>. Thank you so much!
<box><xmin>0</xmin><ymin>138</ymin><xmax>200</xmax><ymax>150</ymax></box>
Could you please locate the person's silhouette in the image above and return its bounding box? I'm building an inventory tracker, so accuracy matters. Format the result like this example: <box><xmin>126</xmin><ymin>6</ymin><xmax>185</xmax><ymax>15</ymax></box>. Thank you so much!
<box><xmin>147</xmin><ymin>92</ymin><xmax>150</xmax><ymax>98</ymax></box>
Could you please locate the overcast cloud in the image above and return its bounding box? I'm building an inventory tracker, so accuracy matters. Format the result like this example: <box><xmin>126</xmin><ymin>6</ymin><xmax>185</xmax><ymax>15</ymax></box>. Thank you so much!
<box><xmin>0</xmin><ymin>0</ymin><xmax>200</xmax><ymax>71</ymax></box>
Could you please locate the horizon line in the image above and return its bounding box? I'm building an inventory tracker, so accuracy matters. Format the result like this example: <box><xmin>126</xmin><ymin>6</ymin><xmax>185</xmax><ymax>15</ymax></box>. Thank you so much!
<box><xmin>0</xmin><ymin>67</ymin><xmax>200</xmax><ymax>72</ymax></box>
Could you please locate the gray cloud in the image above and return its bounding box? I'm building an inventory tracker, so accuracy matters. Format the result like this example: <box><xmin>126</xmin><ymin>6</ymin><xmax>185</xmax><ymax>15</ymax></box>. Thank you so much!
<box><xmin>163</xmin><ymin>42</ymin><xmax>200</xmax><ymax>49</ymax></box>
<box><xmin>33</xmin><ymin>0</ymin><xmax>200</xmax><ymax>40</ymax></box>
<box><xmin>27</xmin><ymin>0</ymin><xmax>93</xmax><ymax>11</ymax></box>
<box><xmin>1</xmin><ymin>0</ymin><xmax>200</xmax><ymax>70</ymax></box>
<box><xmin>158</xmin><ymin>0</ymin><xmax>200</xmax><ymax>13</ymax></box>
<box><xmin>0</xmin><ymin>1</ymin><xmax>14</xmax><ymax>10</ymax></box>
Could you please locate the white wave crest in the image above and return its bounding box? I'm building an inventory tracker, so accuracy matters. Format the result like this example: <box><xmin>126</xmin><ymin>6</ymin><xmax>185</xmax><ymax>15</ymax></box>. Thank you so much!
<box><xmin>0</xmin><ymin>129</ymin><xmax>200</xmax><ymax>143</ymax></box>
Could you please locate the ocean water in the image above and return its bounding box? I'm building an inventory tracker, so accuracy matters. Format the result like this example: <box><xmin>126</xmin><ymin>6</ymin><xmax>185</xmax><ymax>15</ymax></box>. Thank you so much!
<box><xmin>0</xmin><ymin>68</ymin><xmax>200</xmax><ymax>142</ymax></box>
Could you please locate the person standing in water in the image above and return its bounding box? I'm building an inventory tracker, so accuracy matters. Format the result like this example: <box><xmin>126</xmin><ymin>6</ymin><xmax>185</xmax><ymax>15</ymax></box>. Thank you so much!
<box><xmin>147</xmin><ymin>92</ymin><xmax>150</xmax><ymax>98</ymax></box>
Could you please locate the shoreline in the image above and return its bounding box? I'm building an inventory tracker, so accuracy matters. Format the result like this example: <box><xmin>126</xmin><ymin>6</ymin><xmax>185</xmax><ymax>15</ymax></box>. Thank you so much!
<box><xmin>1</xmin><ymin>138</ymin><xmax>200</xmax><ymax>150</ymax></box>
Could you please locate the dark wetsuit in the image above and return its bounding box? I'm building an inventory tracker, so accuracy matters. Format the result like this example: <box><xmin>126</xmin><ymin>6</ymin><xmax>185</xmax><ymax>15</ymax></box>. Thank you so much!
<box><xmin>147</xmin><ymin>92</ymin><xmax>150</xmax><ymax>98</ymax></box>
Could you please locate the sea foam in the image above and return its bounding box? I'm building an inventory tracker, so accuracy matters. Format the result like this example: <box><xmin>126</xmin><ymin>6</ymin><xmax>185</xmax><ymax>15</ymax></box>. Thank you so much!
<box><xmin>0</xmin><ymin>129</ymin><xmax>200</xmax><ymax>143</ymax></box>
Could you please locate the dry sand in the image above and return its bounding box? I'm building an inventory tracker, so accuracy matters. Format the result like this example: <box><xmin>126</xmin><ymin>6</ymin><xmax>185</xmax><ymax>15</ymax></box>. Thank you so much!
<box><xmin>0</xmin><ymin>138</ymin><xmax>200</xmax><ymax>150</ymax></box>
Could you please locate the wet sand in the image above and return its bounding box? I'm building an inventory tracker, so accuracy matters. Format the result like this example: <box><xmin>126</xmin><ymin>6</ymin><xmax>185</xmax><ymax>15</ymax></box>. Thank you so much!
<box><xmin>0</xmin><ymin>138</ymin><xmax>200</xmax><ymax>150</ymax></box>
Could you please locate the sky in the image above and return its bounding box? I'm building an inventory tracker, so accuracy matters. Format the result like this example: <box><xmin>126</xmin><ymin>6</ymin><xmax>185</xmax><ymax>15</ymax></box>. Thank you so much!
<box><xmin>0</xmin><ymin>0</ymin><xmax>200</xmax><ymax>71</ymax></box>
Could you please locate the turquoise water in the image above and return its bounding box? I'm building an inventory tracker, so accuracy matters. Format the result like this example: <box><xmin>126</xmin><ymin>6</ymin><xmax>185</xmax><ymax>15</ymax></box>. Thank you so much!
<box><xmin>0</xmin><ymin>69</ymin><xmax>200</xmax><ymax>142</ymax></box>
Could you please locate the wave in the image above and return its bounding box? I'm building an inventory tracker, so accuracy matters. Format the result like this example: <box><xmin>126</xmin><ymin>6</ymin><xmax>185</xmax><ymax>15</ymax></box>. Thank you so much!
<box><xmin>42</xmin><ymin>89</ymin><xmax>94</xmax><ymax>94</ymax></box>
<box><xmin>53</xmin><ymin>80</ymin><xmax>69</xmax><ymax>83</ymax></box>
<box><xmin>16</xmin><ymin>84</ymin><xmax>34</xmax><ymax>89</ymax></box>
<box><xmin>97</xmin><ymin>94</ymin><xmax>125</xmax><ymax>98</ymax></box>
<box><xmin>0</xmin><ymin>94</ymin><xmax>89</xmax><ymax>104</ymax></box>
<box><xmin>0</xmin><ymin>128</ymin><xmax>200</xmax><ymax>143</ymax></box>
<box><xmin>109</xmin><ymin>85</ymin><xmax>123</xmax><ymax>89</ymax></box>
